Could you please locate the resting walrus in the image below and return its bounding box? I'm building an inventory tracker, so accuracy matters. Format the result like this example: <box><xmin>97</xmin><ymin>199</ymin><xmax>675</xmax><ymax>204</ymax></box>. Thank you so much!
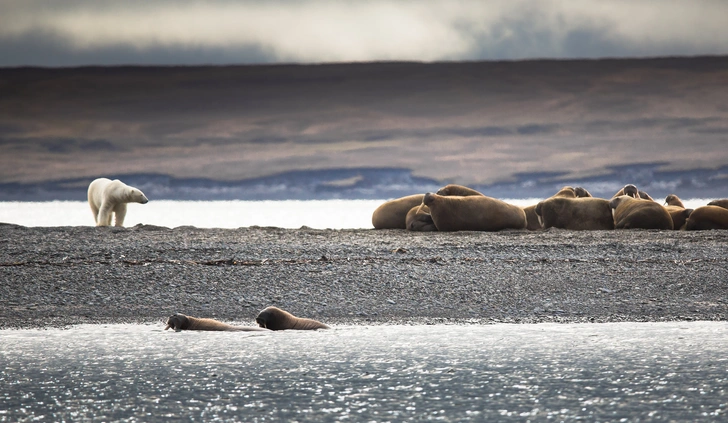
<box><xmin>684</xmin><ymin>205</ymin><xmax>728</xmax><ymax>230</ymax></box>
<box><xmin>372</xmin><ymin>194</ymin><xmax>425</xmax><ymax>229</ymax></box>
<box><xmin>523</xmin><ymin>186</ymin><xmax>592</xmax><ymax>231</ymax></box>
<box><xmin>663</xmin><ymin>194</ymin><xmax>693</xmax><ymax>230</ymax></box>
<box><xmin>165</xmin><ymin>313</ymin><xmax>269</xmax><ymax>332</ymax></box>
<box><xmin>535</xmin><ymin>197</ymin><xmax>614</xmax><ymax>230</ymax></box>
<box><xmin>609</xmin><ymin>195</ymin><xmax>673</xmax><ymax>230</ymax></box>
<box><xmin>406</xmin><ymin>203</ymin><xmax>437</xmax><ymax>232</ymax></box>
<box><xmin>423</xmin><ymin>192</ymin><xmax>526</xmax><ymax>232</ymax></box>
<box><xmin>256</xmin><ymin>306</ymin><xmax>330</xmax><ymax>330</ymax></box>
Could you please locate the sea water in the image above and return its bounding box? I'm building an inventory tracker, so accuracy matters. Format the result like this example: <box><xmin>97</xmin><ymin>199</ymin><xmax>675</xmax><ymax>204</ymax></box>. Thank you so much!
<box><xmin>1</xmin><ymin>322</ymin><xmax>726</xmax><ymax>421</ymax></box>
<box><xmin>0</xmin><ymin>199</ymin><xmax>714</xmax><ymax>229</ymax></box>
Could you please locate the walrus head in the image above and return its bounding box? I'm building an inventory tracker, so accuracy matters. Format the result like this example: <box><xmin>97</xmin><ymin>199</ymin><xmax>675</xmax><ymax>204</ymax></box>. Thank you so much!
<box><xmin>574</xmin><ymin>187</ymin><xmax>592</xmax><ymax>198</ymax></box>
<box><xmin>622</xmin><ymin>184</ymin><xmax>639</xmax><ymax>198</ymax></box>
<box><xmin>165</xmin><ymin>314</ymin><xmax>190</xmax><ymax>331</ymax></box>
<box><xmin>665</xmin><ymin>194</ymin><xmax>684</xmax><ymax>208</ymax></box>
<box><xmin>423</xmin><ymin>192</ymin><xmax>436</xmax><ymax>207</ymax></box>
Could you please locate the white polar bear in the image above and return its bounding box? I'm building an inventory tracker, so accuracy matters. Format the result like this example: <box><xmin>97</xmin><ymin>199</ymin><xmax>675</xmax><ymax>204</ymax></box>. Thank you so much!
<box><xmin>87</xmin><ymin>178</ymin><xmax>149</xmax><ymax>227</ymax></box>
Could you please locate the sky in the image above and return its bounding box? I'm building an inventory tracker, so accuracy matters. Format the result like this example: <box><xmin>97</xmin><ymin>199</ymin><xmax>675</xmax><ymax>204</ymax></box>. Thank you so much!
<box><xmin>1</xmin><ymin>0</ymin><xmax>727</xmax><ymax>67</ymax></box>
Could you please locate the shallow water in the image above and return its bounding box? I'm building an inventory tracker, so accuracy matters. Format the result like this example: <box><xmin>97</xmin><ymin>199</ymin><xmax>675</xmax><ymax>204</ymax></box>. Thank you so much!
<box><xmin>0</xmin><ymin>198</ymin><xmax>713</xmax><ymax>229</ymax></box>
<box><xmin>1</xmin><ymin>322</ymin><xmax>726</xmax><ymax>422</ymax></box>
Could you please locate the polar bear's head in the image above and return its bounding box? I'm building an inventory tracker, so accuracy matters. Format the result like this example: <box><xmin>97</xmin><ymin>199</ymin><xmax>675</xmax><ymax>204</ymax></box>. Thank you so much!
<box><xmin>130</xmin><ymin>188</ymin><xmax>149</xmax><ymax>204</ymax></box>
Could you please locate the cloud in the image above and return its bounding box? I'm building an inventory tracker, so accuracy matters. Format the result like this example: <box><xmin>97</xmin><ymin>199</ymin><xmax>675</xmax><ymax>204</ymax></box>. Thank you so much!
<box><xmin>0</xmin><ymin>0</ymin><xmax>727</xmax><ymax>66</ymax></box>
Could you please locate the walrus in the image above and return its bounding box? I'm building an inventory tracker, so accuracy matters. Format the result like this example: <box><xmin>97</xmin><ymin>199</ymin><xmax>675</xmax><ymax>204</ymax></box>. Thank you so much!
<box><xmin>612</xmin><ymin>184</ymin><xmax>654</xmax><ymax>201</ymax></box>
<box><xmin>372</xmin><ymin>194</ymin><xmax>425</xmax><ymax>229</ymax></box>
<box><xmin>406</xmin><ymin>203</ymin><xmax>437</xmax><ymax>231</ymax></box>
<box><xmin>684</xmin><ymin>205</ymin><xmax>728</xmax><ymax>230</ymax></box>
<box><xmin>663</xmin><ymin>194</ymin><xmax>692</xmax><ymax>230</ymax></box>
<box><xmin>435</xmin><ymin>184</ymin><xmax>484</xmax><ymax>197</ymax></box>
<box><xmin>535</xmin><ymin>197</ymin><xmax>614</xmax><ymax>230</ymax></box>
<box><xmin>707</xmin><ymin>199</ymin><xmax>728</xmax><ymax>210</ymax></box>
<box><xmin>165</xmin><ymin>313</ymin><xmax>269</xmax><ymax>332</ymax></box>
<box><xmin>422</xmin><ymin>192</ymin><xmax>526</xmax><ymax>232</ymax></box>
<box><xmin>256</xmin><ymin>306</ymin><xmax>330</xmax><ymax>330</ymax></box>
<box><xmin>523</xmin><ymin>186</ymin><xmax>591</xmax><ymax>231</ymax></box>
<box><xmin>609</xmin><ymin>195</ymin><xmax>674</xmax><ymax>230</ymax></box>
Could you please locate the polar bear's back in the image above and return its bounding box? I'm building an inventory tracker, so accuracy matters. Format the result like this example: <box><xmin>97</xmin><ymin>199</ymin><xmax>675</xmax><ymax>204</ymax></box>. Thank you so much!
<box><xmin>88</xmin><ymin>178</ymin><xmax>113</xmax><ymax>207</ymax></box>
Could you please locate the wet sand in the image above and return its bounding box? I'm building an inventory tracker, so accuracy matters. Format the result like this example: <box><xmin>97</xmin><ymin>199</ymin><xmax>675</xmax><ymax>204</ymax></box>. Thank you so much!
<box><xmin>1</xmin><ymin>224</ymin><xmax>727</xmax><ymax>329</ymax></box>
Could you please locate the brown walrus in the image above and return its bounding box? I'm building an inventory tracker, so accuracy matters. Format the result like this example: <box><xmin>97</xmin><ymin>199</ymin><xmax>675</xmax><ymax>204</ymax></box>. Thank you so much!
<box><xmin>524</xmin><ymin>186</ymin><xmax>593</xmax><ymax>231</ymax></box>
<box><xmin>609</xmin><ymin>195</ymin><xmax>674</xmax><ymax>230</ymax></box>
<box><xmin>684</xmin><ymin>205</ymin><xmax>728</xmax><ymax>230</ymax></box>
<box><xmin>423</xmin><ymin>192</ymin><xmax>526</xmax><ymax>232</ymax></box>
<box><xmin>406</xmin><ymin>203</ymin><xmax>436</xmax><ymax>231</ymax></box>
<box><xmin>663</xmin><ymin>194</ymin><xmax>692</xmax><ymax>230</ymax></box>
<box><xmin>435</xmin><ymin>184</ymin><xmax>484</xmax><ymax>197</ymax></box>
<box><xmin>707</xmin><ymin>199</ymin><xmax>728</xmax><ymax>210</ymax></box>
<box><xmin>535</xmin><ymin>197</ymin><xmax>614</xmax><ymax>230</ymax></box>
<box><xmin>256</xmin><ymin>306</ymin><xmax>330</xmax><ymax>331</ymax></box>
<box><xmin>372</xmin><ymin>194</ymin><xmax>425</xmax><ymax>229</ymax></box>
<box><xmin>165</xmin><ymin>313</ymin><xmax>269</xmax><ymax>332</ymax></box>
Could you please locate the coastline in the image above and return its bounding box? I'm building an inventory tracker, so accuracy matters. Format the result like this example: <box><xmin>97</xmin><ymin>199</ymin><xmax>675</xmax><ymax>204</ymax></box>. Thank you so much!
<box><xmin>1</xmin><ymin>224</ymin><xmax>727</xmax><ymax>330</ymax></box>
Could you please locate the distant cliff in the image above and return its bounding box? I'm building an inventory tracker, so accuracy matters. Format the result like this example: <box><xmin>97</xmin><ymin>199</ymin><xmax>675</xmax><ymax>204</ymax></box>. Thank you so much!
<box><xmin>1</xmin><ymin>163</ymin><xmax>726</xmax><ymax>201</ymax></box>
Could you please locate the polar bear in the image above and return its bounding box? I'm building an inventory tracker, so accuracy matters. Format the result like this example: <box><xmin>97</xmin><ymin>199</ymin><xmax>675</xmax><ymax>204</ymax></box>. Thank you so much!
<box><xmin>87</xmin><ymin>178</ymin><xmax>149</xmax><ymax>227</ymax></box>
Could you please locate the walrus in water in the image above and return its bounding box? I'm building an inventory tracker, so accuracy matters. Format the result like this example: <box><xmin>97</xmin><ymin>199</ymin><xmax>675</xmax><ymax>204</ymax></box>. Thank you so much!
<box><xmin>609</xmin><ymin>195</ymin><xmax>673</xmax><ymax>230</ymax></box>
<box><xmin>372</xmin><ymin>194</ymin><xmax>425</xmax><ymax>229</ymax></box>
<box><xmin>423</xmin><ymin>192</ymin><xmax>526</xmax><ymax>231</ymax></box>
<box><xmin>524</xmin><ymin>186</ymin><xmax>592</xmax><ymax>231</ymax></box>
<box><xmin>708</xmin><ymin>199</ymin><xmax>728</xmax><ymax>210</ymax></box>
<box><xmin>256</xmin><ymin>306</ymin><xmax>330</xmax><ymax>330</ymax></box>
<box><xmin>165</xmin><ymin>313</ymin><xmax>269</xmax><ymax>332</ymax></box>
<box><xmin>663</xmin><ymin>194</ymin><xmax>693</xmax><ymax>230</ymax></box>
<box><xmin>684</xmin><ymin>205</ymin><xmax>728</xmax><ymax>230</ymax></box>
<box><xmin>435</xmin><ymin>184</ymin><xmax>484</xmax><ymax>197</ymax></box>
<box><xmin>406</xmin><ymin>203</ymin><xmax>436</xmax><ymax>231</ymax></box>
<box><xmin>535</xmin><ymin>197</ymin><xmax>614</xmax><ymax>230</ymax></box>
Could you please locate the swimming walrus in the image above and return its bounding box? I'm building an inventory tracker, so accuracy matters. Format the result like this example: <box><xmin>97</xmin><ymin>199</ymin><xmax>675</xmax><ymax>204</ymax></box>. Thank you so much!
<box><xmin>256</xmin><ymin>306</ymin><xmax>330</xmax><ymax>330</ymax></box>
<box><xmin>609</xmin><ymin>195</ymin><xmax>674</xmax><ymax>230</ymax></box>
<box><xmin>165</xmin><ymin>313</ymin><xmax>269</xmax><ymax>332</ymax></box>
<box><xmin>663</xmin><ymin>194</ymin><xmax>693</xmax><ymax>230</ymax></box>
<box><xmin>406</xmin><ymin>203</ymin><xmax>437</xmax><ymax>231</ymax></box>
<box><xmin>435</xmin><ymin>184</ymin><xmax>484</xmax><ymax>197</ymax></box>
<box><xmin>708</xmin><ymin>199</ymin><xmax>728</xmax><ymax>210</ymax></box>
<box><xmin>423</xmin><ymin>192</ymin><xmax>526</xmax><ymax>232</ymax></box>
<box><xmin>524</xmin><ymin>186</ymin><xmax>593</xmax><ymax>231</ymax></box>
<box><xmin>535</xmin><ymin>197</ymin><xmax>614</xmax><ymax>230</ymax></box>
<box><xmin>684</xmin><ymin>205</ymin><xmax>728</xmax><ymax>230</ymax></box>
<box><xmin>372</xmin><ymin>194</ymin><xmax>425</xmax><ymax>229</ymax></box>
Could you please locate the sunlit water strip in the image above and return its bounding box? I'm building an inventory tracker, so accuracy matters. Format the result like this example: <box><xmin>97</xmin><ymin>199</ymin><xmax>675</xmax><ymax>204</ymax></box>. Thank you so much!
<box><xmin>0</xmin><ymin>199</ymin><xmax>715</xmax><ymax>229</ymax></box>
<box><xmin>1</xmin><ymin>322</ymin><xmax>726</xmax><ymax>421</ymax></box>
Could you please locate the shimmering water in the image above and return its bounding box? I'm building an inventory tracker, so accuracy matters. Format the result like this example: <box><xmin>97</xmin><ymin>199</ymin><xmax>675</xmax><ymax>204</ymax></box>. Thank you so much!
<box><xmin>1</xmin><ymin>322</ymin><xmax>726</xmax><ymax>422</ymax></box>
<box><xmin>0</xmin><ymin>198</ymin><xmax>713</xmax><ymax>229</ymax></box>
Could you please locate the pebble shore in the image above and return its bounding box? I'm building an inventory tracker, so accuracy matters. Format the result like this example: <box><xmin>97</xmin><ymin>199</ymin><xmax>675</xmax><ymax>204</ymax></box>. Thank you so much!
<box><xmin>1</xmin><ymin>223</ymin><xmax>727</xmax><ymax>329</ymax></box>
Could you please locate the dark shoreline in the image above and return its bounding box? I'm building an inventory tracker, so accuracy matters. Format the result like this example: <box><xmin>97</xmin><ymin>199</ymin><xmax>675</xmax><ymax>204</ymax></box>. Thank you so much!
<box><xmin>1</xmin><ymin>224</ymin><xmax>727</xmax><ymax>330</ymax></box>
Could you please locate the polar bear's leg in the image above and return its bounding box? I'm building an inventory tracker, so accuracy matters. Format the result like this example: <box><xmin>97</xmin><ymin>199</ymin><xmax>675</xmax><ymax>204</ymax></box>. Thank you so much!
<box><xmin>97</xmin><ymin>201</ymin><xmax>115</xmax><ymax>226</ymax></box>
<box><xmin>89</xmin><ymin>200</ymin><xmax>100</xmax><ymax>224</ymax></box>
<box><xmin>113</xmin><ymin>203</ymin><xmax>128</xmax><ymax>227</ymax></box>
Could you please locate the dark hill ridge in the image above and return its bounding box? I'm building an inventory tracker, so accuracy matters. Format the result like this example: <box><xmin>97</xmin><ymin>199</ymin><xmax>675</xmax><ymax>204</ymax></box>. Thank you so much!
<box><xmin>2</xmin><ymin>163</ymin><xmax>726</xmax><ymax>201</ymax></box>
<box><xmin>1</xmin><ymin>57</ymin><xmax>728</xmax><ymax>193</ymax></box>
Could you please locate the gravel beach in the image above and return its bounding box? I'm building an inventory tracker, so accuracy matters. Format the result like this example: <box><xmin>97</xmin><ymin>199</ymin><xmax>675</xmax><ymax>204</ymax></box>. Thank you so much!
<box><xmin>1</xmin><ymin>224</ymin><xmax>727</xmax><ymax>330</ymax></box>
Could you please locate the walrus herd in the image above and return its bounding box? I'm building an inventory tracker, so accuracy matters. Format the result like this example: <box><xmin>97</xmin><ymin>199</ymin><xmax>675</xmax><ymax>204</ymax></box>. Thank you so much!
<box><xmin>373</xmin><ymin>183</ymin><xmax>728</xmax><ymax>232</ymax></box>
<box><xmin>165</xmin><ymin>306</ymin><xmax>330</xmax><ymax>332</ymax></box>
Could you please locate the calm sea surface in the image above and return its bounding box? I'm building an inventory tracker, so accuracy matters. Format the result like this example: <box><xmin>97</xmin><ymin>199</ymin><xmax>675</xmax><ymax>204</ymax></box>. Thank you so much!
<box><xmin>0</xmin><ymin>199</ymin><xmax>712</xmax><ymax>229</ymax></box>
<box><xmin>1</xmin><ymin>322</ymin><xmax>726</xmax><ymax>422</ymax></box>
